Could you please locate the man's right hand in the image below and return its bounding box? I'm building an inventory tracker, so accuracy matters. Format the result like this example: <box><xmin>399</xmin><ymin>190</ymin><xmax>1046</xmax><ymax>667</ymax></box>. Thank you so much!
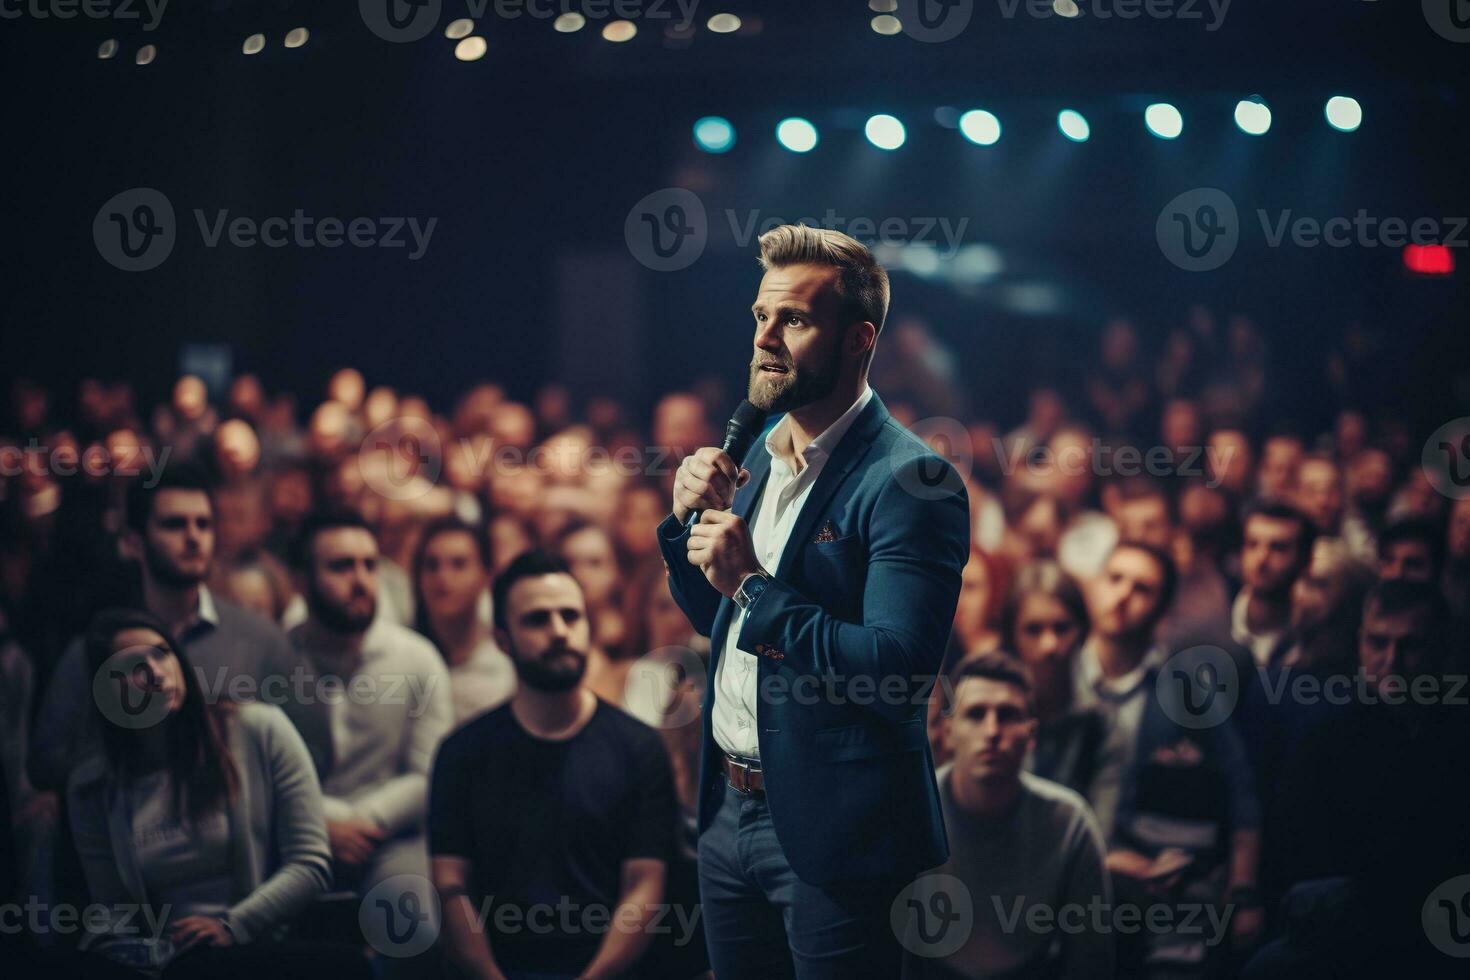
<box><xmin>672</xmin><ymin>447</ymin><xmax>750</xmax><ymax>524</ymax></box>
<box><xmin>327</xmin><ymin>819</ymin><xmax>385</xmax><ymax>866</ymax></box>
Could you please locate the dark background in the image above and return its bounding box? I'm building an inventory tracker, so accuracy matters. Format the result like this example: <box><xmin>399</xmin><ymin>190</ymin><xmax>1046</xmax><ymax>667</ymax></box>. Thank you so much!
<box><xmin>4</xmin><ymin>0</ymin><xmax>1466</xmax><ymax>432</ymax></box>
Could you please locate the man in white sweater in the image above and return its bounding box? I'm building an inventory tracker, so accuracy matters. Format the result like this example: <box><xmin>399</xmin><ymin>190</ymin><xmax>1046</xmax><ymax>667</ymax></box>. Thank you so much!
<box><xmin>288</xmin><ymin>512</ymin><xmax>452</xmax><ymax>912</ymax></box>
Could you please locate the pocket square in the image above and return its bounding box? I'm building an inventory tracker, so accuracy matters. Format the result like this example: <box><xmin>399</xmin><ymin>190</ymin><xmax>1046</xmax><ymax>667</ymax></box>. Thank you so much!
<box><xmin>812</xmin><ymin>519</ymin><xmax>841</xmax><ymax>543</ymax></box>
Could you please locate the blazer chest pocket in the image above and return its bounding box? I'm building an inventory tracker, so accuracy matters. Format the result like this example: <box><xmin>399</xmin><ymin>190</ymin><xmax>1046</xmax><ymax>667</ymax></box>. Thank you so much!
<box><xmin>799</xmin><ymin>533</ymin><xmax>865</xmax><ymax>613</ymax></box>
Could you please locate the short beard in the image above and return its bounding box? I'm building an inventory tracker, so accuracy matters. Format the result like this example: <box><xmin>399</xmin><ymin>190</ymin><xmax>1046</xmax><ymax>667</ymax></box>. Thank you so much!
<box><xmin>142</xmin><ymin>538</ymin><xmax>208</xmax><ymax>589</ymax></box>
<box><xmin>306</xmin><ymin>578</ymin><xmax>376</xmax><ymax>635</ymax></box>
<box><xmin>509</xmin><ymin>639</ymin><xmax>587</xmax><ymax>693</ymax></box>
<box><xmin>747</xmin><ymin>338</ymin><xmax>843</xmax><ymax>414</ymax></box>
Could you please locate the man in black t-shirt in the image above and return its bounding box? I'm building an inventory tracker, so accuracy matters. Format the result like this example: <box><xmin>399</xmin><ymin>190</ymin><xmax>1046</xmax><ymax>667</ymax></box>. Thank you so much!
<box><xmin>430</xmin><ymin>550</ymin><xmax>677</xmax><ymax>980</ymax></box>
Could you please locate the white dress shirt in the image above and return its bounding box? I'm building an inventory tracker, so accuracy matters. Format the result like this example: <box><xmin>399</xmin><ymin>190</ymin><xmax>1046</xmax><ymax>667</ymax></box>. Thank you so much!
<box><xmin>711</xmin><ymin>384</ymin><xmax>875</xmax><ymax>761</ymax></box>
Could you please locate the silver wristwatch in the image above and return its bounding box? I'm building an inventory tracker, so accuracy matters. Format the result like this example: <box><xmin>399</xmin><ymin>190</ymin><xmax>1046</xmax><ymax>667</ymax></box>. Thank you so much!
<box><xmin>733</xmin><ymin>571</ymin><xmax>772</xmax><ymax>611</ymax></box>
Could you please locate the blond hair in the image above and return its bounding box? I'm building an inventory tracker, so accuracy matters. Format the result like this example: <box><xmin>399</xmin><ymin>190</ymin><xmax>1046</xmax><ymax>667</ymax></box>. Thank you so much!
<box><xmin>756</xmin><ymin>225</ymin><xmax>891</xmax><ymax>343</ymax></box>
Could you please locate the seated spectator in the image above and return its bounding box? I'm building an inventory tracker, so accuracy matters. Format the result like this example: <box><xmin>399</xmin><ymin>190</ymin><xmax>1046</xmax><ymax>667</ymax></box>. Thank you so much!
<box><xmin>287</xmin><ymin>513</ymin><xmax>452</xmax><ymax>911</ymax></box>
<box><xmin>1375</xmin><ymin>516</ymin><xmax>1443</xmax><ymax>584</ymax></box>
<box><xmin>30</xmin><ymin>465</ymin><xmax>312</xmax><ymax>793</ymax></box>
<box><xmin>430</xmin><ymin>550</ymin><xmax>678</xmax><ymax>980</ymax></box>
<box><xmin>556</xmin><ymin>518</ymin><xmax>632</xmax><ymax>698</ymax></box>
<box><xmin>411</xmin><ymin>515</ymin><xmax>516</xmax><ymax>724</ymax></box>
<box><xmin>1233</xmin><ymin>501</ymin><xmax>1315</xmax><ymax>668</ymax></box>
<box><xmin>1001</xmin><ymin>560</ymin><xmax>1104</xmax><ymax>798</ymax></box>
<box><xmin>64</xmin><ymin>609</ymin><xmax>362</xmax><ymax>979</ymax></box>
<box><xmin>1077</xmin><ymin>543</ymin><xmax>1264</xmax><ymax>971</ymax></box>
<box><xmin>905</xmin><ymin>652</ymin><xmax>1113</xmax><ymax>979</ymax></box>
<box><xmin>1251</xmin><ymin>581</ymin><xmax>1470</xmax><ymax>978</ymax></box>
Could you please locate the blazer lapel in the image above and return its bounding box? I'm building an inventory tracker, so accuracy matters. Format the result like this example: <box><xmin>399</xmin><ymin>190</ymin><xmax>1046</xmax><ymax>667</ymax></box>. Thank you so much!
<box><xmin>776</xmin><ymin>392</ymin><xmax>889</xmax><ymax>580</ymax></box>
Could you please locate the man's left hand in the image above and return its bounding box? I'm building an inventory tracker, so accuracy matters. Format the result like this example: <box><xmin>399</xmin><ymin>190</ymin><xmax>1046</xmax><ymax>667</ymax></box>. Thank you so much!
<box><xmin>686</xmin><ymin>509</ymin><xmax>763</xmax><ymax>598</ymax></box>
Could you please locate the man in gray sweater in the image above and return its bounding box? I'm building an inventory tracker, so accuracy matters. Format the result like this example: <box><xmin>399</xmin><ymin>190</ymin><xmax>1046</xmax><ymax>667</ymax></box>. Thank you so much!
<box><xmin>903</xmin><ymin>652</ymin><xmax>1114</xmax><ymax>979</ymax></box>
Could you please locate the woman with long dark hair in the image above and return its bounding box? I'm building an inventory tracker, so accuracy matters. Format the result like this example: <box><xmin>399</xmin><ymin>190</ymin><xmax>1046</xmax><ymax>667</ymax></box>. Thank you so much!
<box><xmin>64</xmin><ymin>608</ymin><xmax>349</xmax><ymax>978</ymax></box>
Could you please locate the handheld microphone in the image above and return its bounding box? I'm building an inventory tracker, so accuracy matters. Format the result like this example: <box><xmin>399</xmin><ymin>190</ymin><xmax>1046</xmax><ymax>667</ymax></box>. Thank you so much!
<box><xmin>684</xmin><ymin>399</ymin><xmax>769</xmax><ymax>530</ymax></box>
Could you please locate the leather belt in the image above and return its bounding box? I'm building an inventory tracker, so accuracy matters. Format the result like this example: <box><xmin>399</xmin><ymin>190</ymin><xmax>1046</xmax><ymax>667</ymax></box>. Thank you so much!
<box><xmin>722</xmin><ymin>753</ymin><xmax>765</xmax><ymax>796</ymax></box>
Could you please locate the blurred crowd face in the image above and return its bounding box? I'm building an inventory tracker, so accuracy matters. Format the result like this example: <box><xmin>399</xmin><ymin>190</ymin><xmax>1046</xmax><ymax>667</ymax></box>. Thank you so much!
<box><xmin>1207</xmin><ymin>429</ymin><xmax>1253</xmax><ymax>498</ymax></box>
<box><xmin>110</xmin><ymin>626</ymin><xmax>187</xmax><ymax>717</ymax></box>
<box><xmin>225</xmin><ymin>566</ymin><xmax>278</xmax><ymax>620</ymax></box>
<box><xmin>305</xmin><ymin>526</ymin><xmax>379</xmax><ymax>634</ymax></box>
<box><xmin>614</xmin><ymin>485</ymin><xmax>663</xmax><ymax>562</ymax></box>
<box><xmin>1379</xmin><ymin>537</ymin><xmax>1435</xmax><ymax>584</ymax></box>
<box><xmin>1359</xmin><ymin>597</ymin><xmax>1436</xmax><ymax>690</ymax></box>
<box><xmin>945</xmin><ymin>676</ymin><xmax>1036</xmax><ymax>787</ymax></box>
<box><xmin>1161</xmin><ymin>400</ymin><xmax>1203</xmax><ymax>457</ymax></box>
<box><xmin>328</xmin><ymin>368</ymin><xmax>366</xmax><ymax>412</ymax></box>
<box><xmin>953</xmin><ymin>554</ymin><xmax>994</xmax><ymax>650</ymax></box>
<box><xmin>1115</xmin><ymin>493</ymin><xmax>1173</xmax><ymax>551</ymax></box>
<box><xmin>269</xmin><ymin>469</ymin><xmax>313</xmax><ymax>526</ymax></box>
<box><xmin>1335</xmin><ymin>411</ymin><xmax>1367</xmax><ymax>460</ymax></box>
<box><xmin>1011</xmin><ymin>593</ymin><xmax>1082</xmax><ymax>704</ymax></box>
<box><xmin>1258</xmin><ymin>436</ymin><xmax>1304</xmax><ymax>499</ymax></box>
<box><xmin>173</xmin><ymin>376</ymin><xmax>209</xmax><ymax>422</ymax></box>
<box><xmin>1295</xmin><ymin>458</ymin><xmax>1344</xmax><ymax>533</ymax></box>
<box><xmin>747</xmin><ymin>263</ymin><xmax>852</xmax><ymax>415</ymax></box>
<box><xmin>214</xmin><ymin>419</ymin><xmax>261</xmax><ymax>479</ymax></box>
<box><xmin>488</xmin><ymin>515</ymin><xmax>533</xmax><ymax>575</ymax></box>
<box><xmin>1347</xmin><ymin>448</ymin><xmax>1394</xmax><ymax>509</ymax></box>
<box><xmin>214</xmin><ymin>484</ymin><xmax>271</xmax><ymax>562</ymax></box>
<box><xmin>1449</xmin><ymin>499</ymin><xmax>1470</xmax><ymax>566</ymax></box>
<box><xmin>1101</xmin><ymin>318</ymin><xmax>1139</xmax><ymax>371</ymax></box>
<box><xmin>560</xmin><ymin>524</ymin><xmax>619</xmax><ymax>608</ymax></box>
<box><xmin>1291</xmin><ymin>540</ymin><xmax>1356</xmax><ymax>637</ymax></box>
<box><xmin>419</xmin><ymin>529</ymin><xmax>489</xmax><ymax>623</ymax></box>
<box><xmin>498</xmin><ymin>572</ymin><xmax>590</xmax><ymax>692</ymax></box>
<box><xmin>643</xmin><ymin>574</ymin><xmax>690</xmax><ymax>651</ymax></box>
<box><xmin>1091</xmin><ymin>547</ymin><xmax>1167</xmax><ymax>643</ymax></box>
<box><xmin>228</xmin><ymin>375</ymin><xmax>265</xmax><ymax>420</ymax></box>
<box><xmin>1241</xmin><ymin>513</ymin><xmax>1308</xmax><ymax>599</ymax></box>
<box><xmin>137</xmin><ymin>489</ymin><xmax>214</xmax><ymax>588</ymax></box>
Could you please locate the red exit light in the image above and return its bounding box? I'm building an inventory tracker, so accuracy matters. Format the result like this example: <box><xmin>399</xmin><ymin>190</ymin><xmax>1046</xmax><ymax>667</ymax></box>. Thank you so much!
<box><xmin>1404</xmin><ymin>244</ymin><xmax>1455</xmax><ymax>276</ymax></box>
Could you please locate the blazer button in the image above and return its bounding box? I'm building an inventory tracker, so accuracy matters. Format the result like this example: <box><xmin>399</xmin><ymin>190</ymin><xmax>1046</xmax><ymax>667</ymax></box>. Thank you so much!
<box><xmin>755</xmin><ymin>643</ymin><xmax>766</xmax><ymax>653</ymax></box>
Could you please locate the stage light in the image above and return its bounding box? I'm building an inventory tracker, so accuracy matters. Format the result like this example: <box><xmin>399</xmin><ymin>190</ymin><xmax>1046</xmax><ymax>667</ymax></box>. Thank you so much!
<box><xmin>284</xmin><ymin>28</ymin><xmax>309</xmax><ymax>49</ymax></box>
<box><xmin>959</xmin><ymin>109</ymin><xmax>1001</xmax><ymax>146</ymax></box>
<box><xmin>445</xmin><ymin>18</ymin><xmax>475</xmax><ymax>39</ymax></box>
<box><xmin>776</xmin><ymin>117</ymin><xmax>819</xmax><ymax>153</ymax></box>
<box><xmin>1325</xmin><ymin>95</ymin><xmax>1362</xmax><ymax>132</ymax></box>
<box><xmin>242</xmin><ymin>33</ymin><xmax>265</xmax><ymax>55</ymax></box>
<box><xmin>135</xmin><ymin>44</ymin><xmax>157</xmax><ymax>66</ymax></box>
<box><xmin>554</xmin><ymin>13</ymin><xmax>585</xmax><ymax>32</ymax></box>
<box><xmin>1057</xmin><ymin>109</ymin><xmax>1090</xmax><ymax>142</ymax></box>
<box><xmin>1404</xmin><ymin>244</ymin><xmax>1454</xmax><ymax>276</ymax></box>
<box><xmin>870</xmin><ymin>0</ymin><xmax>897</xmax><ymax>10</ymax></box>
<box><xmin>1054</xmin><ymin>0</ymin><xmax>1080</xmax><ymax>16</ymax></box>
<box><xmin>454</xmin><ymin>36</ymin><xmax>487</xmax><ymax>61</ymax></box>
<box><xmin>603</xmin><ymin>20</ymin><xmax>637</xmax><ymax>41</ymax></box>
<box><xmin>871</xmin><ymin>15</ymin><xmax>902</xmax><ymax>34</ymax></box>
<box><xmin>707</xmin><ymin>13</ymin><xmax>741</xmax><ymax>33</ymax></box>
<box><xmin>1144</xmin><ymin>102</ymin><xmax>1182</xmax><ymax>139</ymax></box>
<box><xmin>98</xmin><ymin>39</ymin><xmax>118</xmax><ymax>59</ymax></box>
<box><xmin>1234</xmin><ymin>97</ymin><xmax>1271</xmax><ymax>136</ymax></box>
<box><xmin>693</xmin><ymin>116</ymin><xmax>736</xmax><ymax>153</ymax></box>
<box><xmin>865</xmin><ymin>114</ymin><xmax>906</xmax><ymax>150</ymax></box>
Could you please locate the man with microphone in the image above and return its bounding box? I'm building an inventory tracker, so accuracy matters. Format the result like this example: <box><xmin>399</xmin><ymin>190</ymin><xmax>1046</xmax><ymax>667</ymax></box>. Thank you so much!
<box><xmin>656</xmin><ymin>224</ymin><xmax>970</xmax><ymax>978</ymax></box>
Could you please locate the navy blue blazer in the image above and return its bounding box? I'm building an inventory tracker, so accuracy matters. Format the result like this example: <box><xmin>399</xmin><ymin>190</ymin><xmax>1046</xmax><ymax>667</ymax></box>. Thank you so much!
<box><xmin>656</xmin><ymin>391</ymin><xmax>970</xmax><ymax>885</ymax></box>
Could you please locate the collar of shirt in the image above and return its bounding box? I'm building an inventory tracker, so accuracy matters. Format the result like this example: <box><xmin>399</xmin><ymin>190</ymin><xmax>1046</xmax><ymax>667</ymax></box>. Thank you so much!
<box><xmin>177</xmin><ymin>585</ymin><xmax>221</xmax><ymax>642</ymax></box>
<box><xmin>1077</xmin><ymin>639</ymin><xmax>1160</xmax><ymax>703</ymax></box>
<box><xmin>1231</xmin><ymin>589</ymin><xmax>1281</xmax><ymax>647</ymax></box>
<box><xmin>763</xmin><ymin>383</ymin><xmax>874</xmax><ymax>478</ymax></box>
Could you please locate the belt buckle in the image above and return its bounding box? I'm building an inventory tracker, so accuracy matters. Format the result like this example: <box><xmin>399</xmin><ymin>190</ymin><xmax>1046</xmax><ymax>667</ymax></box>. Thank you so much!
<box><xmin>727</xmin><ymin>754</ymin><xmax>760</xmax><ymax>796</ymax></box>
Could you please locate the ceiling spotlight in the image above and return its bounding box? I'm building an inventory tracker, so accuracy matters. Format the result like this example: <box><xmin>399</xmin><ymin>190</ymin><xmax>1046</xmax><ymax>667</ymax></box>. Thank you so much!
<box><xmin>1057</xmin><ymin>109</ymin><xmax>1090</xmax><ymax>142</ymax></box>
<box><xmin>1233</xmin><ymin>97</ymin><xmax>1271</xmax><ymax>135</ymax></box>
<box><xmin>776</xmin><ymin>117</ymin><xmax>819</xmax><ymax>153</ymax></box>
<box><xmin>707</xmin><ymin>13</ymin><xmax>741</xmax><ymax>33</ymax></box>
<box><xmin>1325</xmin><ymin>95</ymin><xmax>1362</xmax><ymax>132</ymax></box>
<box><xmin>454</xmin><ymin>36</ymin><xmax>487</xmax><ymax>61</ymax></box>
<box><xmin>1144</xmin><ymin>102</ymin><xmax>1183</xmax><ymax>139</ymax></box>
<box><xmin>284</xmin><ymin>27</ymin><xmax>309</xmax><ymax>49</ymax></box>
<box><xmin>98</xmin><ymin>38</ymin><xmax>118</xmax><ymax>59</ymax></box>
<box><xmin>242</xmin><ymin>33</ymin><xmax>265</xmax><ymax>55</ymax></box>
<box><xmin>693</xmin><ymin>116</ymin><xmax>736</xmax><ymax>153</ymax></box>
<box><xmin>554</xmin><ymin>13</ymin><xmax>586</xmax><ymax>32</ymax></box>
<box><xmin>959</xmin><ymin>109</ymin><xmax>1001</xmax><ymax>145</ymax></box>
<box><xmin>871</xmin><ymin>14</ymin><xmax>902</xmax><ymax>34</ymax></box>
<box><xmin>602</xmin><ymin>20</ymin><xmax>637</xmax><ymax>41</ymax></box>
<box><xmin>865</xmin><ymin>113</ymin><xmax>906</xmax><ymax>150</ymax></box>
<box><xmin>135</xmin><ymin>44</ymin><xmax>157</xmax><ymax>66</ymax></box>
<box><xmin>445</xmin><ymin>18</ymin><xmax>475</xmax><ymax>39</ymax></box>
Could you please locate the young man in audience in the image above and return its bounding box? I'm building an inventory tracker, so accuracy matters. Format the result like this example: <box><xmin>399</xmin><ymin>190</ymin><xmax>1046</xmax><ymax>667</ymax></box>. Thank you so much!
<box><xmin>30</xmin><ymin>465</ymin><xmax>310</xmax><ymax>792</ymax></box>
<box><xmin>1374</xmin><ymin>516</ymin><xmax>1442</xmax><ymax>585</ymax></box>
<box><xmin>1232</xmin><ymin>501</ymin><xmax>1315</xmax><ymax>668</ymax></box>
<box><xmin>430</xmin><ymin>550</ymin><xmax>677</xmax><ymax>980</ymax></box>
<box><xmin>288</xmin><ymin>512</ymin><xmax>453</xmax><ymax>910</ymax></box>
<box><xmin>907</xmin><ymin>651</ymin><xmax>1113</xmax><ymax>979</ymax></box>
<box><xmin>1077</xmin><ymin>542</ymin><xmax>1264</xmax><ymax>970</ymax></box>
